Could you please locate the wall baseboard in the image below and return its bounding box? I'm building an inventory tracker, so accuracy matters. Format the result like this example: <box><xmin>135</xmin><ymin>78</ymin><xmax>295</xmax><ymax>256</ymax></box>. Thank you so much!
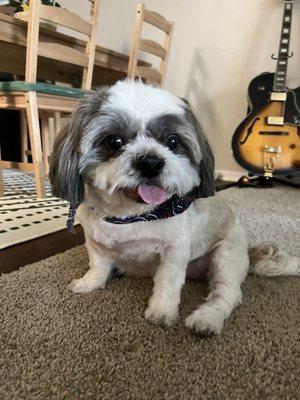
<box><xmin>216</xmin><ymin>169</ymin><xmax>246</xmax><ymax>182</ymax></box>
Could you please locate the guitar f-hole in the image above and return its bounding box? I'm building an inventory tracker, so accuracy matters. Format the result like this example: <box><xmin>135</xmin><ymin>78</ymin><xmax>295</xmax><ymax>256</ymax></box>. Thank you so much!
<box><xmin>240</xmin><ymin>117</ymin><xmax>260</xmax><ymax>145</ymax></box>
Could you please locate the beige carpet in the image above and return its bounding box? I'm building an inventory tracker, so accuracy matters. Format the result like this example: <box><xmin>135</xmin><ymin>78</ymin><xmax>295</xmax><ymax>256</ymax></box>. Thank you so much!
<box><xmin>0</xmin><ymin>186</ymin><xmax>299</xmax><ymax>399</ymax></box>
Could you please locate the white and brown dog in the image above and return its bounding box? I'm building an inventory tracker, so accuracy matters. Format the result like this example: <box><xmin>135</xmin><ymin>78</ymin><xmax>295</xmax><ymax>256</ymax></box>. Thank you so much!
<box><xmin>50</xmin><ymin>80</ymin><xmax>299</xmax><ymax>334</ymax></box>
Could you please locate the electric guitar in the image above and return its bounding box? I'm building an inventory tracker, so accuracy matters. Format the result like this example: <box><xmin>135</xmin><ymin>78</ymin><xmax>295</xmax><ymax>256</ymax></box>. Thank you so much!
<box><xmin>232</xmin><ymin>0</ymin><xmax>300</xmax><ymax>177</ymax></box>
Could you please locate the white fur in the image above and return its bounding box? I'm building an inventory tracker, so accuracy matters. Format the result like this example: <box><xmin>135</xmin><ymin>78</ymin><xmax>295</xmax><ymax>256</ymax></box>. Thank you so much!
<box><xmin>62</xmin><ymin>80</ymin><xmax>298</xmax><ymax>335</ymax></box>
<box><xmin>104</xmin><ymin>79</ymin><xmax>185</xmax><ymax>124</ymax></box>
<box><xmin>72</xmin><ymin>194</ymin><xmax>250</xmax><ymax>334</ymax></box>
<box><xmin>74</xmin><ymin>193</ymin><xmax>298</xmax><ymax>335</ymax></box>
<box><xmin>249</xmin><ymin>243</ymin><xmax>300</xmax><ymax>276</ymax></box>
<box><xmin>92</xmin><ymin>134</ymin><xmax>200</xmax><ymax>201</ymax></box>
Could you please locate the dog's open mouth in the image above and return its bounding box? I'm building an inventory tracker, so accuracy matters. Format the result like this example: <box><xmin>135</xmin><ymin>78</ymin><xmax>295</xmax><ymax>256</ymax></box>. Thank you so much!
<box><xmin>123</xmin><ymin>184</ymin><xmax>167</xmax><ymax>205</ymax></box>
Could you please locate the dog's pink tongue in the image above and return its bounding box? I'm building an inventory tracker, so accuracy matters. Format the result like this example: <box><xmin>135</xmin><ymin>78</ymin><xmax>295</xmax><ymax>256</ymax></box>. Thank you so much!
<box><xmin>138</xmin><ymin>184</ymin><xmax>167</xmax><ymax>205</ymax></box>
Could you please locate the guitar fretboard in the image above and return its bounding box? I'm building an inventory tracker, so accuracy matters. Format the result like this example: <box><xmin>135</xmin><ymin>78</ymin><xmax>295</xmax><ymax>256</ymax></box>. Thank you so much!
<box><xmin>273</xmin><ymin>1</ymin><xmax>294</xmax><ymax>92</ymax></box>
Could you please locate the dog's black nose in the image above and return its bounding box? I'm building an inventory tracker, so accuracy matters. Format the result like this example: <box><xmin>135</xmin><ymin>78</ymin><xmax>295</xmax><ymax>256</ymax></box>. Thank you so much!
<box><xmin>134</xmin><ymin>154</ymin><xmax>165</xmax><ymax>178</ymax></box>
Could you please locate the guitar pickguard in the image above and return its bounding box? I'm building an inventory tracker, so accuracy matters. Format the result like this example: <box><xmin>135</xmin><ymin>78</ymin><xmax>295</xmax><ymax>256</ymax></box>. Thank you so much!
<box><xmin>292</xmin><ymin>116</ymin><xmax>300</xmax><ymax>125</ymax></box>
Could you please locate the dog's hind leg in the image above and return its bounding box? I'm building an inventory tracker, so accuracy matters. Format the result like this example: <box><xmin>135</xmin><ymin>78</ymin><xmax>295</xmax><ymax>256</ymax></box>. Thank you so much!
<box><xmin>185</xmin><ymin>223</ymin><xmax>249</xmax><ymax>335</ymax></box>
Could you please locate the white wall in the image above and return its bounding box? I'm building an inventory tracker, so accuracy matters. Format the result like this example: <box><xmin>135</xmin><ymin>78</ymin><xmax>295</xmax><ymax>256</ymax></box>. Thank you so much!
<box><xmin>61</xmin><ymin>0</ymin><xmax>300</xmax><ymax>173</ymax></box>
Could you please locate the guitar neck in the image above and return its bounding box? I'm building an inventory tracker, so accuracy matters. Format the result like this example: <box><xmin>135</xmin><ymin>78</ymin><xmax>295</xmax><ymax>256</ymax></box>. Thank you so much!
<box><xmin>273</xmin><ymin>1</ymin><xmax>294</xmax><ymax>92</ymax></box>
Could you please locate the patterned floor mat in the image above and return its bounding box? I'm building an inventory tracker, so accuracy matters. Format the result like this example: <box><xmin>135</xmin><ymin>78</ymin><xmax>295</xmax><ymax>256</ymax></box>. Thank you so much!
<box><xmin>0</xmin><ymin>170</ymin><xmax>74</xmax><ymax>249</ymax></box>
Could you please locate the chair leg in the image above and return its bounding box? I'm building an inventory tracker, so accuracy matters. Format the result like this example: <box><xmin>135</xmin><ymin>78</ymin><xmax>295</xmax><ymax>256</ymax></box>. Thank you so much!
<box><xmin>0</xmin><ymin>144</ymin><xmax>3</xmax><ymax>197</ymax></box>
<box><xmin>25</xmin><ymin>92</ymin><xmax>46</xmax><ymax>199</ymax></box>
<box><xmin>54</xmin><ymin>112</ymin><xmax>62</xmax><ymax>136</ymax></box>
<box><xmin>0</xmin><ymin>169</ymin><xmax>3</xmax><ymax>197</ymax></box>
<box><xmin>20</xmin><ymin>111</ymin><xmax>29</xmax><ymax>163</ymax></box>
<box><xmin>41</xmin><ymin>112</ymin><xmax>51</xmax><ymax>175</ymax></box>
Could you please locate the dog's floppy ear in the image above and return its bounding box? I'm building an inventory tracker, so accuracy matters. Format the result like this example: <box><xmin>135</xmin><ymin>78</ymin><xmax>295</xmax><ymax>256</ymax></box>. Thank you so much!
<box><xmin>49</xmin><ymin>88</ymin><xmax>108</xmax><ymax>204</ymax></box>
<box><xmin>185</xmin><ymin>107</ymin><xmax>215</xmax><ymax>198</ymax></box>
<box><xmin>198</xmin><ymin>135</ymin><xmax>215</xmax><ymax>198</ymax></box>
<box><xmin>49</xmin><ymin>120</ymin><xmax>83</xmax><ymax>204</ymax></box>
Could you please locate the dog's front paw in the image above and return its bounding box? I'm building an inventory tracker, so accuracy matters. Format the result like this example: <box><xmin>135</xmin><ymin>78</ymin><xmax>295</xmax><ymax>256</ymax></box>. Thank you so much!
<box><xmin>144</xmin><ymin>297</ymin><xmax>178</xmax><ymax>327</ymax></box>
<box><xmin>145</xmin><ymin>306</ymin><xmax>178</xmax><ymax>326</ymax></box>
<box><xmin>185</xmin><ymin>305</ymin><xmax>225</xmax><ymax>335</ymax></box>
<box><xmin>68</xmin><ymin>276</ymin><xmax>106</xmax><ymax>293</ymax></box>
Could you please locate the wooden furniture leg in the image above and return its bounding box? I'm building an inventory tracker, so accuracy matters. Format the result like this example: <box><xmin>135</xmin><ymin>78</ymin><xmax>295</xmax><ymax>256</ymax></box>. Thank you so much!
<box><xmin>54</xmin><ymin>111</ymin><xmax>62</xmax><ymax>136</ymax></box>
<box><xmin>41</xmin><ymin>112</ymin><xmax>51</xmax><ymax>175</ymax></box>
<box><xmin>0</xmin><ymin>144</ymin><xmax>3</xmax><ymax>197</ymax></box>
<box><xmin>20</xmin><ymin>111</ymin><xmax>29</xmax><ymax>163</ymax></box>
<box><xmin>25</xmin><ymin>92</ymin><xmax>46</xmax><ymax>198</ymax></box>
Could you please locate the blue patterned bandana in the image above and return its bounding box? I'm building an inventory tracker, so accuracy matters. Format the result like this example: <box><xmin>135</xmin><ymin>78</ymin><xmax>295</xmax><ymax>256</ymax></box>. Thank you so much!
<box><xmin>104</xmin><ymin>195</ymin><xmax>192</xmax><ymax>225</ymax></box>
<box><xmin>66</xmin><ymin>203</ymin><xmax>79</xmax><ymax>233</ymax></box>
<box><xmin>67</xmin><ymin>195</ymin><xmax>193</xmax><ymax>232</ymax></box>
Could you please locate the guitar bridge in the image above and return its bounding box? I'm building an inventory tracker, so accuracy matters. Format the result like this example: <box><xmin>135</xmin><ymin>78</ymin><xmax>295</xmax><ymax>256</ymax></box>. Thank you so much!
<box><xmin>264</xmin><ymin>146</ymin><xmax>282</xmax><ymax>154</ymax></box>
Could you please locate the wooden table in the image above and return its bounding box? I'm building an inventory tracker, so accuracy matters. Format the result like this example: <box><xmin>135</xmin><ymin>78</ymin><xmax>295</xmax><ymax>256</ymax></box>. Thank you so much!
<box><xmin>0</xmin><ymin>13</ymin><xmax>149</xmax><ymax>86</ymax></box>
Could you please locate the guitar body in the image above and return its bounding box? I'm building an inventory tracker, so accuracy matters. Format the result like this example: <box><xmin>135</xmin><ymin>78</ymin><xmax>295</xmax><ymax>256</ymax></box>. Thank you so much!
<box><xmin>294</xmin><ymin>85</ymin><xmax>300</xmax><ymax>108</ymax></box>
<box><xmin>232</xmin><ymin>73</ymin><xmax>300</xmax><ymax>176</ymax></box>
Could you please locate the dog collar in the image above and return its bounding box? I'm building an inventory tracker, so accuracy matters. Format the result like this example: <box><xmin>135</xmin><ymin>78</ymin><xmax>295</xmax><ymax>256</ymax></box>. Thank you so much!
<box><xmin>104</xmin><ymin>195</ymin><xmax>192</xmax><ymax>225</ymax></box>
<box><xmin>66</xmin><ymin>195</ymin><xmax>193</xmax><ymax>232</ymax></box>
<box><xmin>66</xmin><ymin>203</ymin><xmax>80</xmax><ymax>233</ymax></box>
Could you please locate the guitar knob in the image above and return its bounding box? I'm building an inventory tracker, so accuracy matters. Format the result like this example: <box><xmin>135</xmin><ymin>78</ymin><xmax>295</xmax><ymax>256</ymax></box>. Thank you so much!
<box><xmin>289</xmin><ymin>143</ymin><xmax>296</xmax><ymax>149</ymax></box>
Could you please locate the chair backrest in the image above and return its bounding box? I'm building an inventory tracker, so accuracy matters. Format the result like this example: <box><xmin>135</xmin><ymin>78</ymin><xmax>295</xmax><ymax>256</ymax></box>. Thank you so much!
<box><xmin>25</xmin><ymin>0</ymin><xmax>100</xmax><ymax>90</ymax></box>
<box><xmin>127</xmin><ymin>3</ymin><xmax>174</xmax><ymax>87</ymax></box>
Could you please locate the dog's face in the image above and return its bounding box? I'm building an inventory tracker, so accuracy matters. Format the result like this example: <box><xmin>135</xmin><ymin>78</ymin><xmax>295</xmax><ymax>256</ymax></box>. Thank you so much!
<box><xmin>50</xmin><ymin>80</ymin><xmax>214</xmax><ymax>214</ymax></box>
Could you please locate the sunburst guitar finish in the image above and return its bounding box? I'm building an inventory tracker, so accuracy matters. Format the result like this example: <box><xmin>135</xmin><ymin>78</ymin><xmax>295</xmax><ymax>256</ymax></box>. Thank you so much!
<box><xmin>232</xmin><ymin>73</ymin><xmax>300</xmax><ymax>176</ymax></box>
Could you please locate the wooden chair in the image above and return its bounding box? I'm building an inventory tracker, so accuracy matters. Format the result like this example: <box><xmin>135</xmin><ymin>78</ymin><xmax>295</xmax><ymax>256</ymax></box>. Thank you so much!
<box><xmin>0</xmin><ymin>0</ymin><xmax>100</xmax><ymax>198</ymax></box>
<box><xmin>127</xmin><ymin>3</ymin><xmax>174</xmax><ymax>87</ymax></box>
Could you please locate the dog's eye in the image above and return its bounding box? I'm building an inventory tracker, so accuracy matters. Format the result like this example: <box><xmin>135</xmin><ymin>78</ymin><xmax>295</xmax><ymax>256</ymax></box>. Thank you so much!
<box><xmin>166</xmin><ymin>134</ymin><xmax>180</xmax><ymax>151</ymax></box>
<box><xmin>105</xmin><ymin>135</ymin><xmax>124</xmax><ymax>151</ymax></box>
